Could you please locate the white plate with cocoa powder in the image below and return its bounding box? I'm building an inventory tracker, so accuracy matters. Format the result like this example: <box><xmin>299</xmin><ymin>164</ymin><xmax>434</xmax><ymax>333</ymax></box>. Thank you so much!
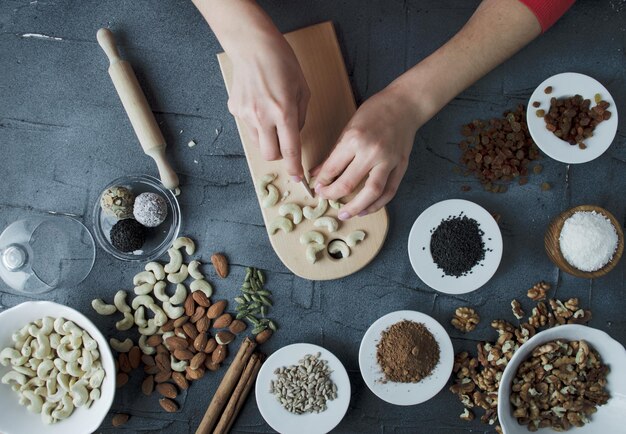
<box><xmin>407</xmin><ymin>199</ymin><xmax>503</xmax><ymax>294</ymax></box>
<box><xmin>255</xmin><ymin>343</ymin><xmax>351</xmax><ymax>434</ymax></box>
<box><xmin>358</xmin><ymin>310</ymin><xmax>454</xmax><ymax>406</ymax></box>
<box><xmin>527</xmin><ymin>72</ymin><xmax>618</xmax><ymax>164</ymax></box>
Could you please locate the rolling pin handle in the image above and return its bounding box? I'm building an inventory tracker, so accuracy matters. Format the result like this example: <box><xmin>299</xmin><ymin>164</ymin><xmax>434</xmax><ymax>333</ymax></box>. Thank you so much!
<box><xmin>96</xmin><ymin>28</ymin><xmax>122</xmax><ymax>65</ymax></box>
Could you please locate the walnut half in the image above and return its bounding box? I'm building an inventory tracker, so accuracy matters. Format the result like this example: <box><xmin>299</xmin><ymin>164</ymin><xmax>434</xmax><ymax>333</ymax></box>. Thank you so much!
<box><xmin>451</xmin><ymin>307</ymin><xmax>480</xmax><ymax>332</ymax></box>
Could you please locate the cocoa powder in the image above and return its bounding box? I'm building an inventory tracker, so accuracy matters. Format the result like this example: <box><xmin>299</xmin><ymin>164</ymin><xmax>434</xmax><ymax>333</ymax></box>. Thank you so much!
<box><xmin>376</xmin><ymin>320</ymin><xmax>440</xmax><ymax>383</ymax></box>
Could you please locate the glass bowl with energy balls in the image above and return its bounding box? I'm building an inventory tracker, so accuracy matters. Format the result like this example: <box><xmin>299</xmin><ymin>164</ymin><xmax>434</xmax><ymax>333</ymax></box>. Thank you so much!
<box><xmin>92</xmin><ymin>174</ymin><xmax>180</xmax><ymax>262</ymax></box>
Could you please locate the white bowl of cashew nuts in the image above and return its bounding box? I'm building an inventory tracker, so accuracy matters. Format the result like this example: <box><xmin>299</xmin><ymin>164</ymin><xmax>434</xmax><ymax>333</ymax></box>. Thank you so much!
<box><xmin>498</xmin><ymin>324</ymin><xmax>626</xmax><ymax>434</ymax></box>
<box><xmin>0</xmin><ymin>301</ymin><xmax>116</xmax><ymax>434</ymax></box>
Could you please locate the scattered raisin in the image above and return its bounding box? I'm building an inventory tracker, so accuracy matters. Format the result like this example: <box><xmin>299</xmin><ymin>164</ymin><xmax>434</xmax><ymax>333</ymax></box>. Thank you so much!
<box><xmin>544</xmin><ymin>86</ymin><xmax>553</xmax><ymax>94</ymax></box>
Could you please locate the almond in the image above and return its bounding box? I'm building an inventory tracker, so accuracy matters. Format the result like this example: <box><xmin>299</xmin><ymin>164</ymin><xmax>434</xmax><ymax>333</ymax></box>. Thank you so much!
<box><xmin>118</xmin><ymin>353</ymin><xmax>131</xmax><ymax>373</ymax></box>
<box><xmin>172</xmin><ymin>371</ymin><xmax>189</xmax><ymax>390</ymax></box>
<box><xmin>212</xmin><ymin>313</ymin><xmax>233</xmax><ymax>329</ymax></box>
<box><xmin>210</xmin><ymin>253</ymin><xmax>229</xmax><ymax>278</ymax></box>
<box><xmin>186</xmin><ymin>365</ymin><xmax>206</xmax><ymax>380</ymax></box>
<box><xmin>174</xmin><ymin>349</ymin><xmax>194</xmax><ymax>361</ymax></box>
<box><xmin>166</xmin><ymin>336</ymin><xmax>188</xmax><ymax>351</ymax></box>
<box><xmin>161</xmin><ymin>319</ymin><xmax>175</xmax><ymax>332</ymax></box>
<box><xmin>228</xmin><ymin>320</ymin><xmax>247</xmax><ymax>334</ymax></box>
<box><xmin>206</xmin><ymin>300</ymin><xmax>227</xmax><ymax>319</ymax></box>
<box><xmin>144</xmin><ymin>364</ymin><xmax>159</xmax><ymax>375</ymax></box>
<box><xmin>129</xmin><ymin>346</ymin><xmax>141</xmax><ymax>369</ymax></box>
<box><xmin>215</xmin><ymin>331</ymin><xmax>235</xmax><ymax>345</ymax></box>
<box><xmin>155</xmin><ymin>370</ymin><xmax>172</xmax><ymax>383</ymax></box>
<box><xmin>155</xmin><ymin>352</ymin><xmax>171</xmax><ymax>371</ymax></box>
<box><xmin>211</xmin><ymin>345</ymin><xmax>228</xmax><ymax>363</ymax></box>
<box><xmin>174</xmin><ymin>326</ymin><xmax>185</xmax><ymax>337</ymax></box>
<box><xmin>116</xmin><ymin>372</ymin><xmax>129</xmax><ymax>388</ymax></box>
<box><xmin>190</xmin><ymin>306</ymin><xmax>206</xmax><ymax>323</ymax></box>
<box><xmin>190</xmin><ymin>352</ymin><xmax>207</xmax><ymax>370</ymax></box>
<box><xmin>173</xmin><ymin>316</ymin><xmax>189</xmax><ymax>328</ymax></box>
<box><xmin>192</xmin><ymin>291</ymin><xmax>211</xmax><ymax>307</ymax></box>
<box><xmin>184</xmin><ymin>294</ymin><xmax>196</xmax><ymax>317</ymax></box>
<box><xmin>156</xmin><ymin>344</ymin><xmax>169</xmax><ymax>354</ymax></box>
<box><xmin>182</xmin><ymin>322</ymin><xmax>199</xmax><ymax>339</ymax></box>
<box><xmin>156</xmin><ymin>382</ymin><xmax>178</xmax><ymax>399</ymax></box>
<box><xmin>159</xmin><ymin>398</ymin><xmax>178</xmax><ymax>413</ymax></box>
<box><xmin>205</xmin><ymin>359</ymin><xmax>221</xmax><ymax>371</ymax></box>
<box><xmin>142</xmin><ymin>375</ymin><xmax>154</xmax><ymax>396</ymax></box>
<box><xmin>255</xmin><ymin>329</ymin><xmax>273</xmax><ymax>344</ymax></box>
<box><xmin>142</xmin><ymin>354</ymin><xmax>155</xmax><ymax>367</ymax></box>
<box><xmin>146</xmin><ymin>335</ymin><xmax>162</xmax><ymax>347</ymax></box>
<box><xmin>196</xmin><ymin>316</ymin><xmax>210</xmax><ymax>333</ymax></box>
<box><xmin>112</xmin><ymin>413</ymin><xmax>130</xmax><ymax>427</ymax></box>
<box><xmin>204</xmin><ymin>337</ymin><xmax>218</xmax><ymax>354</ymax></box>
<box><xmin>194</xmin><ymin>333</ymin><xmax>208</xmax><ymax>352</ymax></box>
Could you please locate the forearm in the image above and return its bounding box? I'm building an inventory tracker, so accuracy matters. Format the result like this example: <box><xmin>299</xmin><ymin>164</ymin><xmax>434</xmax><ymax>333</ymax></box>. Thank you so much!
<box><xmin>192</xmin><ymin>0</ymin><xmax>282</xmax><ymax>61</ymax></box>
<box><xmin>391</xmin><ymin>0</ymin><xmax>542</xmax><ymax>127</ymax></box>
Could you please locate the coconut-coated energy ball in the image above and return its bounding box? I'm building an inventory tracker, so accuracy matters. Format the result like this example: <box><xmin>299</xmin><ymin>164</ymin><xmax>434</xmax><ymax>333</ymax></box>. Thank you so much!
<box><xmin>110</xmin><ymin>219</ymin><xmax>146</xmax><ymax>252</ymax></box>
<box><xmin>133</xmin><ymin>192</ymin><xmax>168</xmax><ymax>227</ymax></box>
<box><xmin>100</xmin><ymin>186</ymin><xmax>134</xmax><ymax>219</ymax></box>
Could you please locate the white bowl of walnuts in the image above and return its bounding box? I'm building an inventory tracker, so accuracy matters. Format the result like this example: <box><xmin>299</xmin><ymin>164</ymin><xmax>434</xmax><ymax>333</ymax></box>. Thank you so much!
<box><xmin>498</xmin><ymin>324</ymin><xmax>626</xmax><ymax>434</ymax></box>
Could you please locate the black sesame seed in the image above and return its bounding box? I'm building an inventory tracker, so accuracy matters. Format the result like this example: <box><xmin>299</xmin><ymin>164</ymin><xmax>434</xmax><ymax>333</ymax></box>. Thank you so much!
<box><xmin>429</xmin><ymin>215</ymin><xmax>486</xmax><ymax>277</ymax></box>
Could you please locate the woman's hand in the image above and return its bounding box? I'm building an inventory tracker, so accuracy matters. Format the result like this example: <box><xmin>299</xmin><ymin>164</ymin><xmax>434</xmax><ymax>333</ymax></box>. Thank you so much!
<box><xmin>193</xmin><ymin>0</ymin><xmax>310</xmax><ymax>181</ymax></box>
<box><xmin>227</xmin><ymin>34</ymin><xmax>310</xmax><ymax>181</ymax></box>
<box><xmin>312</xmin><ymin>85</ymin><xmax>420</xmax><ymax>220</ymax></box>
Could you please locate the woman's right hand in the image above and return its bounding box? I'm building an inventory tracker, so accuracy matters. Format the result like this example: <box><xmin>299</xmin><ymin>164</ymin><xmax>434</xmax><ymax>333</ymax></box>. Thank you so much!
<box><xmin>194</xmin><ymin>0</ymin><xmax>310</xmax><ymax>180</ymax></box>
<box><xmin>227</xmin><ymin>33</ymin><xmax>310</xmax><ymax>181</ymax></box>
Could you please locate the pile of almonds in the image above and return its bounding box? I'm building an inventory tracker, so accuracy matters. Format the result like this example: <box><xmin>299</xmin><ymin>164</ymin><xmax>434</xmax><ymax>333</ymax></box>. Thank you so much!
<box><xmin>115</xmin><ymin>292</ymin><xmax>248</xmax><ymax>413</ymax></box>
<box><xmin>458</xmin><ymin>105</ymin><xmax>542</xmax><ymax>192</ymax></box>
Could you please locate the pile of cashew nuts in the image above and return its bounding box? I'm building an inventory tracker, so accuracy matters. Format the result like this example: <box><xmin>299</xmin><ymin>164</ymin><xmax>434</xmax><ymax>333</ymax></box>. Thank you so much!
<box><xmin>257</xmin><ymin>173</ymin><xmax>367</xmax><ymax>263</ymax></box>
<box><xmin>0</xmin><ymin>316</ymin><xmax>105</xmax><ymax>424</ymax></box>
<box><xmin>92</xmin><ymin>237</ymin><xmax>211</xmax><ymax>369</ymax></box>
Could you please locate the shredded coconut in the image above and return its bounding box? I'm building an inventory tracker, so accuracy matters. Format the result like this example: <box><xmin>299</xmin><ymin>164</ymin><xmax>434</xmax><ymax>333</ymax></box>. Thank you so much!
<box><xmin>559</xmin><ymin>211</ymin><xmax>618</xmax><ymax>272</ymax></box>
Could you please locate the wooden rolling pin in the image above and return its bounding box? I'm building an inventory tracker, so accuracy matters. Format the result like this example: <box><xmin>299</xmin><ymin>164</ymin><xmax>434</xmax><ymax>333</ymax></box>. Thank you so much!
<box><xmin>96</xmin><ymin>28</ymin><xmax>179</xmax><ymax>190</ymax></box>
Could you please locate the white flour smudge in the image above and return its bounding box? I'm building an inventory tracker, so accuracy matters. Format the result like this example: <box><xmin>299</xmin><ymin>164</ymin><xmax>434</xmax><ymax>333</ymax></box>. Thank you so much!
<box><xmin>20</xmin><ymin>33</ymin><xmax>64</xmax><ymax>41</ymax></box>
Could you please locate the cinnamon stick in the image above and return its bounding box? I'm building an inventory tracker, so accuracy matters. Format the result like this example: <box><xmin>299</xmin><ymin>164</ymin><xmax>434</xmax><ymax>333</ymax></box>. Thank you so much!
<box><xmin>214</xmin><ymin>352</ymin><xmax>264</xmax><ymax>434</ymax></box>
<box><xmin>195</xmin><ymin>337</ymin><xmax>257</xmax><ymax>434</ymax></box>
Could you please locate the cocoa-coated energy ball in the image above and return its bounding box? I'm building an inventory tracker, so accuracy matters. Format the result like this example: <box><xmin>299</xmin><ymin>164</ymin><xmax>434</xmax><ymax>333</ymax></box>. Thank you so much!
<box><xmin>133</xmin><ymin>192</ymin><xmax>168</xmax><ymax>227</ymax></box>
<box><xmin>110</xmin><ymin>219</ymin><xmax>146</xmax><ymax>252</ymax></box>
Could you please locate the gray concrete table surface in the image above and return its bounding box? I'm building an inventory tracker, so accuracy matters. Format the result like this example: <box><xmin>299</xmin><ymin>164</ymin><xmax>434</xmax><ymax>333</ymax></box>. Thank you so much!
<box><xmin>1</xmin><ymin>0</ymin><xmax>625</xmax><ymax>433</ymax></box>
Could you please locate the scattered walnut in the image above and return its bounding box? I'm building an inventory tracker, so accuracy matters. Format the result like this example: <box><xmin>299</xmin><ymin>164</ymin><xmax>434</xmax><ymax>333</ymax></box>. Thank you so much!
<box><xmin>460</xmin><ymin>408</ymin><xmax>475</xmax><ymax>421</ymax></box>
<box><xmin>510</xmin><ymin>299</ymin><xmax>524</xmax><ymax>319</ymax></box>
<box><xmin>451</xmin><ymin>307</ymin><xmax>480</xmax><ymax>332</ymax></box>
<box><xmin>527</xmin><ymin>281</ymin><xmax>550</xmax><ymax>301</ymax></box>
<box><xmin>451</xmin><ymin>281</ymin><xmax>595</xmax><ymax>430</ymax></box>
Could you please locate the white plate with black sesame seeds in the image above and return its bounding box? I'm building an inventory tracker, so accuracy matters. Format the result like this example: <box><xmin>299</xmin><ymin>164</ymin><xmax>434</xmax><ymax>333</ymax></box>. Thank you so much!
<box><xmin>358</xmin><ymin>310</ymin><xmax>454</xmax><ymax>406</ymax></box>
<box><xmin>527</xmin><ymin>72</ymin><xmax>618</xmax><ymax>164</ymax></box>
<box><xmin>255</xmin><ymin>343</ymin><xmax>351</xmax><ymax>434</ymax></box>
<box><xmin>407</xmin><ymin>199</ymin><xmax>503</xmax><ymax>294</ymax></box>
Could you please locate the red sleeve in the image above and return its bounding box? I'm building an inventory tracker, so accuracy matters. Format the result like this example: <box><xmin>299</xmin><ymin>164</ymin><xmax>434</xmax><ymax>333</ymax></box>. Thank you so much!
<box><xmin>518</xmin><ymin>0</ymin><xmax>575</xmax><ymax>32</ymax></box>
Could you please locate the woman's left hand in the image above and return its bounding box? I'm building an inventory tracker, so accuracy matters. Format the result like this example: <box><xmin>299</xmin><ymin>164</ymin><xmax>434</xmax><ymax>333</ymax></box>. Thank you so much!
<box><xmin>311</xmin><ymin>85</ymin><xmax>420</xmax><ymax>220</ymax></box>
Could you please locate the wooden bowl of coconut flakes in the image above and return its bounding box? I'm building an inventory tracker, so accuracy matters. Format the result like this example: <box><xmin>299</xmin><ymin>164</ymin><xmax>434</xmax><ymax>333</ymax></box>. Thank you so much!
<box><xmin>545</xmin><ymin>205</ymin><xmax>624</xmax><ymax>278</ymax></box>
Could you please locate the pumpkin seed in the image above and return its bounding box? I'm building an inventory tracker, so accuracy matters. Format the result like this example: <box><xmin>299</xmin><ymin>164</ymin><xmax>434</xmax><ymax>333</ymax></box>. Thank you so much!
<box><xmin>261</xmin><ymin>306</ymin><xmax>267</xmax><ymax>317</ymax></box>
<box><xmin>234</xmin><ymin>296</ymin><xmax>245</xmax><ymax>304</ymax></box>
<box><xmin>257</xmin><ymin>269</ymin><xmax>265</xmax><ymax>284</ymax></box>
<box><xmin>257</xmin><ymin>290</ymin><xmax>272</xmax><ymax>296</ymax></box>
<box><xmin>246</xmin><ymin>315</ymin><xmax>260</xmax><ymax>326</ymax></box>
<box><xmin>268</xmin><ymin>320</ymin><xmax>278</xmax><ymax>332</ymax></box>
<box><xmin>236</xmin><ymin>312</ymin><xmax>247</xmax><ymax>320</ymax></box>
<box><xmin>243</xmin><ymin>294</ymin><xmax>252</xmax><ymax>302</ymax></box>
<box><xmin>252</xmin><ymin>324</ymin><xmax>268</xmax><ymax>334</ymax></box>
<box><xmin>260</xmin><ymin>296</ymin><xmax>273</xmax><ymax>306</ymax></box>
